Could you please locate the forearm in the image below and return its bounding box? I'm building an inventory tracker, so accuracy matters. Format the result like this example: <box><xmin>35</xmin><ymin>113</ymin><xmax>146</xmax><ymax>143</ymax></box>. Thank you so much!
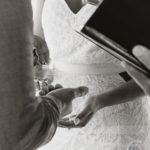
<box><xmin>31</xmin><ymin>0</ymin><xmax>45</xmax><ymax>38</ymax></box>
<box><xmin>97</xmin><ymin>80</ymin><xmax>145</xmax><ymax>108</ymax></box>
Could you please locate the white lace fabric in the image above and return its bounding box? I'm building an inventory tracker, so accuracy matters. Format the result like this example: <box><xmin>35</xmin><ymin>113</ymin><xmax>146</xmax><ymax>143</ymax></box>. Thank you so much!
<box><xmin>38</xmin><ymin>0</ymin><xmax>150</xmax><ymax>149</ymax></box>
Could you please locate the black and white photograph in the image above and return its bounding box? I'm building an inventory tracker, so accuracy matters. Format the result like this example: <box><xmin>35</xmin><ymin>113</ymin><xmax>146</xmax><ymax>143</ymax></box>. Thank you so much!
<box><xmin>0</xmin><ymin>0</ymin><xmax>150</xmax><ymax>149</ymax></box>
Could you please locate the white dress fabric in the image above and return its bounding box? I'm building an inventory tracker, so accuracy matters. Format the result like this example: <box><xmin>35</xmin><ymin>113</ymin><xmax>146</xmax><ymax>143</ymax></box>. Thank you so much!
<box><xmin>38</xmin><ymin>0</ymin><xmax>150</xmax><ymax>149</ymax></box>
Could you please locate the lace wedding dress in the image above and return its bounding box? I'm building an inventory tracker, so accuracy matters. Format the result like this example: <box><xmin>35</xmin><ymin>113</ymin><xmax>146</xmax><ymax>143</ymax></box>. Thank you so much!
<box><xmin>38</xmin><ymin>0</ymin><xmax>150</xmax><ymax>149</ymax></box>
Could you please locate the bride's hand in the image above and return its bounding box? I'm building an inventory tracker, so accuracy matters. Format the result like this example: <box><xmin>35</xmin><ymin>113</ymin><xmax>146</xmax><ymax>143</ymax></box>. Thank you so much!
<box><xmin>59</xmin><ymin>95</ymin><xmax>104</xmax><ymax>128</ymax></box>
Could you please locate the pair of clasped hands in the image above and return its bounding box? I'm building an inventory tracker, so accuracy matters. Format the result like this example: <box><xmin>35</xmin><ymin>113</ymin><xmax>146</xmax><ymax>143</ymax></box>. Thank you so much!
<box><xmin>37</xmin><ymin>38</ymin><xmax>150</xmax><ymax>128</ymax></box>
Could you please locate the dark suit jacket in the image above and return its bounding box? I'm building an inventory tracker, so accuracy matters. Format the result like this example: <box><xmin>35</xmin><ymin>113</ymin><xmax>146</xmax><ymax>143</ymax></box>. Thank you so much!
<box><xmin>0</xmin><ymin>1</ymin><xmax>60</xmax><ymax>149</ymax></box>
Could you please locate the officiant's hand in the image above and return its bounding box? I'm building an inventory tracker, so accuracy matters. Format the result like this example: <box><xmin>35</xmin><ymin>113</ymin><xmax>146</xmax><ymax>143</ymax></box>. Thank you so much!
<box><xmin>122</xmin><ymin>45</ymin><xmax>150</xmax><ymax>96</ymax></box>
<box><xmin>40</xmin><ymin>84</ymin><xmax>89</xmax><ymax>117</ymax></box>
<box><xmin>59</xmin><ymin>95</ymin><xmax>104</xmax><ymax>128</ymax></box>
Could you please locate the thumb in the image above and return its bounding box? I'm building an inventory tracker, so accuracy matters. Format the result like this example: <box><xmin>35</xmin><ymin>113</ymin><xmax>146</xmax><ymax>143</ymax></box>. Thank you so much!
<box><xmin>133</xmin><ymin>45</ymin><xmax>150</xmax><ymax>70</ymax></box>
<box><xmin>73</xmin><ymin>86</ymin><xmax>89</xmax><ymax>98</ymax></box>
<box><xmin>74</xmin><ymin>106</ymin><xmax>90</xmax><ymax>125</ymax></box>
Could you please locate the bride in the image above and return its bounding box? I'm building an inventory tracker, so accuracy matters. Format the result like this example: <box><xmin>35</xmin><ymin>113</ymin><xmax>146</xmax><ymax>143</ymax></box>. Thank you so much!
<box><xmin>32</xmin><ymin>0</ymin><xmax>150</xmax><ymax>149</ymax></box>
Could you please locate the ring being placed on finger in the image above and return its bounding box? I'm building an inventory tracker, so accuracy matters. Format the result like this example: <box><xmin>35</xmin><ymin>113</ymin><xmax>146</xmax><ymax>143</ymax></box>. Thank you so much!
<box><xmin>74</xmin><ymin>117</ymin><xmax>80</xmax><ymax>125</ymax></box>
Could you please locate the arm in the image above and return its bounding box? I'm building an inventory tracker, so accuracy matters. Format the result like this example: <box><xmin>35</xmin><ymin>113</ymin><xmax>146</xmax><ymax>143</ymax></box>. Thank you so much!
<box><xmin>31</xmin><ymin>0</ymin><xmax>45</xmax><ymax>38</ymax></box>
<box><xmin>59</xmin><ymin>80</ymin><xmax>145</xmax><ymax>128</ymax></box>
<box><xmin>98</xmin><ymin>80</ymin><xmax>144</xmax><ymax>108</ymax></box>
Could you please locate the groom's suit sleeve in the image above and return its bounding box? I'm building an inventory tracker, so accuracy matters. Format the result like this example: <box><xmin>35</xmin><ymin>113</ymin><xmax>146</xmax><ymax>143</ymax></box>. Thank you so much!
<box><xmin>0</xmin><ymin>1</ymin><xmax>60</xmax><ymax>150</ymax></box>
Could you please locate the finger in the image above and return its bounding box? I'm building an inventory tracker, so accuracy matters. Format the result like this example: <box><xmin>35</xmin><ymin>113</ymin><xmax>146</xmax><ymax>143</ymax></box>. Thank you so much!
<box><xmin>41</xmin><ymin>81</ymin><xmax>48</xmax><ymax>88</ymax></box>
<box><xmin>60</xmin><ymin>114</ymin><xmax>77</xmax><ymax>122</ymax></box>
<box><xmin>48</xmin><ymin>85</ymin><xmax>55</xmax><ymax>92</ymax></box>
<box><xmin>73</xmin><ymin>86</ymin><xmax>89</xmax><ymax>98</ymax></box>
<box><xmin>75</xmin><ymin>112</ymin><xmax>94</xmax><ymax>127</ymax></box>
<box><xmin>39</xmin><ymin>89</ymin><xmax>47</xmax><ymax>96</ymax></box>
<box><xmin>68</xmin><ymin>114</ymin><xmax>77</xmax><ymax>119</ymax></box>
<box><xmin>60</xmin><ymin>117</ymin><xmax>70</xmax><ymax>122</ymax></box>
<box><xmin>122</xmin><ymin>61</ymin><xmax>150</xmax><ymax>95</ymax></box>
<box><xmin>133</xmin><ymin>45</ymin><xmax>150</xmax><ymax>70</ymax></box>
<box><xmin>59</xmin><ymin>120</ymin><xmax>75</xmax><ymax>128</ymax></box>
<box><xmin>59</xmin><ymin>114</ymin><xmax>77</xmax><ymax>125</ymax></box>
<box><xmin>60</xmin><ymin>106</ymin><xmax>91</xmax><ymax>128</ymax></box>
<box><xmin>59</xmin><ymin>112</ymin><xmax>93</xmax><ymax>128</ymax></box>
<box><xmin>39</xmin><ymin>85</ymin><xmax>50</xmax><ymax>96</ymax></box>
<box><xmin>44</xmin><ymin>51</ymin><xmax>50</xmax><ymax>64</ymax></box>
<box><xmin>40</xmin><ymin>84</ymin><xmax>61</xmax><ymax>95</ymax></box>
<box><xmin>48</xmin><ymin>86</ymin><xmax>89</xmax><ymax>102</ymax></box>
<box><xmin>55</xmin><ymin>84</ymin><xmax>63</xmax><ymax>89</ymax></box>
<box><xmin>74</xmin><ymin>117</ymin><xmax>80</xmax><ymax>125</ymax></box>
<box><xmin>42</xmin><ymin>44</ymin><xmax>50</xmax><ymax>64</ymax></box>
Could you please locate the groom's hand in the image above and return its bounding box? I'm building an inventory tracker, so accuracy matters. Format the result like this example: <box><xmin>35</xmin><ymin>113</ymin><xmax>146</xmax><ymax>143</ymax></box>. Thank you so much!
<box><xmin>40</xmin><ymin>84</ymin><xmax>89</xmax><ymax>117</ymax></box>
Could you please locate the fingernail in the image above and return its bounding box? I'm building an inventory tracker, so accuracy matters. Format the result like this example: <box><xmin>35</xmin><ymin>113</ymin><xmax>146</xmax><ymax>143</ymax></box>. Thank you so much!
<box><xmin>74</xmin><ymin>118</ymin><xmax>80</xmax><ymax>125</ymax></box>
<box><xmin>133</xmin><ymin>45</ymin><xmax>148</xmax><ymax>57</ymax></box>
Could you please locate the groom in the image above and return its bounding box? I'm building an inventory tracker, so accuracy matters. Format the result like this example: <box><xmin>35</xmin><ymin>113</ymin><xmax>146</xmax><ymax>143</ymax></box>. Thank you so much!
<box><xmin>0</xmin><ymin>0</ymin><xmax>88</xmax><ymax>150</ymax></box>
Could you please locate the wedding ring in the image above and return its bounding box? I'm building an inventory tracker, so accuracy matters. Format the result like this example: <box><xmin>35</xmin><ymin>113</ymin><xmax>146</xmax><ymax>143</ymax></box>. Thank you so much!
<box><xmin>74</xmin><ymin>117</ymin><xmax>81</xmax><ymax>125</ymax></box>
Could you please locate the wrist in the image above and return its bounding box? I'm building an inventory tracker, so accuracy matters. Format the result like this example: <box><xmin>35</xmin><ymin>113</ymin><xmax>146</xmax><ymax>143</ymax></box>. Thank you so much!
<box><xmin>42</xmin><ymin>95</ymin><xmax>64</xmax><ymax>114</ymax></box>
<box><xmin>93</xmin><ymin>94</ymin><xmax>107</xmax><ymax>111</ymax></box>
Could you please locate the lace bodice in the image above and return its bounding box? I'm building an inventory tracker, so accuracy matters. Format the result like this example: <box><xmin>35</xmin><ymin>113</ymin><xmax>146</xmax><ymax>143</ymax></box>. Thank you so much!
<box><xmin>42</xmin><ymin>0</ymin><xmax>122</xmax><ymax>69</ymax></box>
